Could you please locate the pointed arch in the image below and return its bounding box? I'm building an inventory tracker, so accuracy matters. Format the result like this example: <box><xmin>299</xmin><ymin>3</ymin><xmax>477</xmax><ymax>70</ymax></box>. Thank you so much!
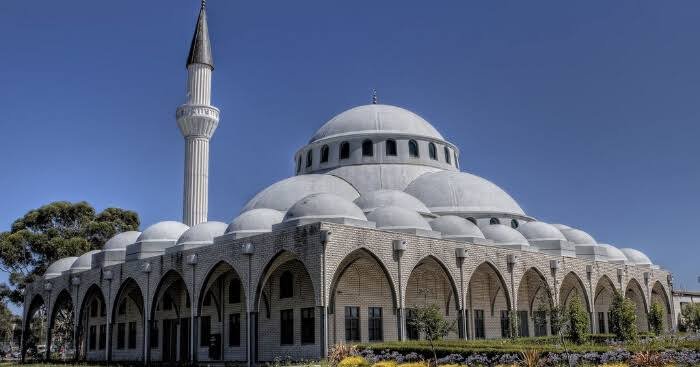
<box><xmin>650</xmin><ymin>280</ymin><xmax>672</xmax><ymax>332</ymax></box>
<box><xmin>467</xmin><ymin>261</ymin><xmax>512</xmax><ymax>310</ymax></box>
<box><xmin>111</xmin><ymin>278</ymin><xmax>144</xmax><ymax>321</ymax></box>
<box><xmin>150</xmin><ymin>269</ymin><xmax>191</xmax><ymax>321</ymax></box>
<box><xmin>405</xmin><ymin>255</ymin><xmax>460</xmax><ymax>311</ymax></box>
<box><xmin>329</xmin><ymin>247</ymin><xmax>398</xmax><ymax>310</ymax></box>
<box><xmin>254</xmin><ymin>250</ymin><xmax>318</xmax><ymax>309</ymax></box>
<box><xmin>76</xmin><ymin>284</ymin><xmax>107</xmax><ymax>360</ymax></box>
<box><xmin>48</xmin><ymin>289</ymin><xmax>73</xmax><ymax>331</ymax></box>
<box><xmin>23</xmin><ymin>294</ymin><xmax>47</xmax><ymax>360</ymax></box>
<box><xmin>625</xmin><ymin>278</ymin><xmax>649</xmax><ymax>332</ymax></box>
<box><xmin>559</xmin><ymin>271</ymin><xmax>591</xmax><ymax>312</ymax></box>
<box><xmin>196</xmin><ymin>260</ymin><xmax>247</xmax><ymax>317</ymax></box>
<box><xmin>467</xmin><ymin>261</ymin><xmax>512</xmax><ymax>339</ymax></box>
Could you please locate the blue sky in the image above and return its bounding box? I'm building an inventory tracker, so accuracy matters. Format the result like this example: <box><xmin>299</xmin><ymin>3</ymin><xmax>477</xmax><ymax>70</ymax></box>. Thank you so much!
<box><xmin>1</xmin><ymin>0</ymin><xmax>699</xmax><ymax>314</ymax></box>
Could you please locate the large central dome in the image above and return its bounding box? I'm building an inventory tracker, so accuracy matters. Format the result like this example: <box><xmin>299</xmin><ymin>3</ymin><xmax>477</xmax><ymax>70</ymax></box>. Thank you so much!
<box><xmin>309</xmin><ymin>104</ymin><xmax>444</xmax><ymax>143</ymax></box>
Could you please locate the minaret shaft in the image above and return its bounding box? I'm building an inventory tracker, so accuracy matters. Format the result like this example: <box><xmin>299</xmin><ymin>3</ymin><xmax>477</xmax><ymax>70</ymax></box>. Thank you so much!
<box><xmin>183</xmin><ymin>137</ymin><xmax>210</xmax><ymax>226</ymax></box>
<box><xmin>187</xmin><ymin>64</ymin><xmax>211</xmax><ymax>105</ymax></box>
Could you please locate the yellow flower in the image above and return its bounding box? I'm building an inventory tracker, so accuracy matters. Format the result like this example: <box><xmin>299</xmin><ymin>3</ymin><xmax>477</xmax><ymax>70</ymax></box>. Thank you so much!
<box><xmin>372</xmin><ymin>361</ymin><xmax>398</xmax><ymax>367</ymax></box>
<box><xmin>339</xmin><ymin>356</ymin><xmax>369</xmax><ymax>367</ymax></box>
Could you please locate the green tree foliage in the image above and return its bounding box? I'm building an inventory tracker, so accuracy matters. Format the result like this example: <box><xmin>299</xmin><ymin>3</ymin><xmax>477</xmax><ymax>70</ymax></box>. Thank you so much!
<box><xmin>648</xmin><ymin>302</ymin><xmax>665</xmax><ymax>335</ymax></box>
<box><xmin>407</xmin><ymin>304</ymin><xmax>454</xmax><ymax>365</ymax></box>
<box><xmin>0</xmin><ymin>301</ymin><xmax>18</xmax><ymax>344</ymax></box>
<box><xmin>0</xmin><ymin>201</ymin><xmax>139</xmax><ymax>305</ymax></box>
<box><xmin>679</xmin><ymin>303</ymin><xmax>700</xmax><ymax>332</ymax></box>
<box><xmin>565</xmin><ymin>293</ymin><xmax>589</xmax><ymax>344</ymax></box>
<box><xmin>609</xmin><ymin>290</ymin><xmax>637</xmax><ymax>341</ymax></box>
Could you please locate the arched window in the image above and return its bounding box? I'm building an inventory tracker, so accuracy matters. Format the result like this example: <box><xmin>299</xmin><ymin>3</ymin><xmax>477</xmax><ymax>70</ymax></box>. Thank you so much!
<box><xmin>229</xmin><ymin>279</ymin><xmax>241</xmax><ymax>304</ymax></box>
<box><xmin>444</xmin><ymin>147</ymin><xmax>451</xmax><ymax>164</ymax></box>
<box><xmin>280</xmin><ymin>271</ymin><xmax>294</xmax><ymax>299</ymax></box>
<box><xmin>490</xmin><ymin>218</ymin><xmax>500</xmax><ymax>225</ymax></box>
<box><xmin>429</xmin><ymin>142</ymin><xmax>437</xmax><ymax>160</ymax></box>
<box><xmin>386</xmin><ymin>139</ymin><xmax>397</xmax><ymax>156</ymax></box>
<box><xmin>306</xmin><ymin>150</ymin><xmax>313</xmax><ymax>168</ymax></box>
<box><xmin>339</xmin><ymin>141</ymin><xmax>350</xmax><ymax>160</ymax></box>
<box><xmin>296</xmin><ymin>156</ymin><xmax>301</xmax><ymax>174</ymax></box>
<box><xmin>362</xmin><ymin>139</ymin><xmax>374</xmax><ymax>157</ymax></box>
<box><xmin>320</xmin><ymin>145</ymin><xmax>329</xmax><ymax>163</ymax></box>
<box><xmin>467</xmin><ymin>217</ymin><xmax>477</xmax><ymax>225</ymax></box>
<box><xmin>510</xmin><ymin>219</ymin><xmax>519</xmax><ymax>229</ymax></box>
<box><xmin>91</xmin><ymin>299</ymin><xmax>99</xmax><ymax>317</ymax></box>
<box><xmin>454</xmin><ymin>151</ymin><xmax>459</xmax><ymax>168</ymax></box>
<box><xmin>408</xmin><ymin>140</ymin><xmax>419</xmax><ymax>158</ymax></box>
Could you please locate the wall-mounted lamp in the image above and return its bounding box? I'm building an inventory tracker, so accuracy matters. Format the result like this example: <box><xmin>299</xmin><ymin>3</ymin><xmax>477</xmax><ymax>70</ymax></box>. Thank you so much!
<box><xmin>71</xmin><ymin>276</ymin><xmax>81</xmax><ymax>286</ymax></box>
<box><xmin>141</xmin><ymin>262</ymin><xmax>152</xmax><ymax>274</ymax></box>
<box><xmin>392</xmin><ymin>239</ymin><xmax>407</xmax><ymax>253</ymax></box>
<box><xmin>186</xmin><ymin>254</ymin><xmax>198</xmax><ymax>266</ymax></box>
<box><xmin>103</xmin><ymin>270</ymin><xmax>113</xmax><ymax>281</ymax></box>
<box><xmin>44</xmin><ymin>282</ymin><xmax>53</xmax><ymax>292</ymax></box>
<box><xmin>241</xmin><ymin>242</ymin><xmax>254</xmax><ymax>255</ymax></box>
<box><xmin>455</xmin><ymin>247</ymin><xmax>466</xmax><ymax>259</ymax></box>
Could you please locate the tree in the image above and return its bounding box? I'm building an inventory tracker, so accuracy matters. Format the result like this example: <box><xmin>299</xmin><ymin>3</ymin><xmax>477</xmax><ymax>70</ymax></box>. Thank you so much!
<box><xmin>565</xmin><ymin>293</ymin><xmax>589</xmax><ymax>344</ymax></box>
<box><xmin>0</xmin><ymin>201</ymin><xmax>139</xmax><ymax>305</ymax></box>
<box><xmin>648</xmin><ymin>302</ymin><xmax>665</xmax><ymax>335</ymax></box>
<box><xmin>679</xmin><ymin>303</ymin><xmax>700</xmax><ymax>333</ymax></box>
<box><xmin>0</xmin><ymin>302</ymin><xmax>16</xmax><ymax>345</ymax></box>
<box><xmin>609</xmin><ymin>290</ymin><xmax>637</xmax><ymax>341</ymax></box>
<box><xmin>407</xmin><ymin>304</ymin><xmax>454</xmax><ymax>366</ymax></box>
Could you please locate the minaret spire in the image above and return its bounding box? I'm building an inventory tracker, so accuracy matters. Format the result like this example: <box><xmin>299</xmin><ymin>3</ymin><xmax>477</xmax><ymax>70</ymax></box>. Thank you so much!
<box><xmin>177</xmin><ymin>1</ymin><xmax>220</xmax><ymax>226</ymax></box>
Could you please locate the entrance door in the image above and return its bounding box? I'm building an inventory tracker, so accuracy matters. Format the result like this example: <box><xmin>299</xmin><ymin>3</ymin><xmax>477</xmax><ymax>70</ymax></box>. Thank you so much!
<box><xmin>162</xmin><ymin>319</ymin><xmax>178</xmax><ymax>363</ymax></box>
<box><xmin>179</xmin><ymin>318</ymin><xmax>190</xmax><ymax>362</ymax></box>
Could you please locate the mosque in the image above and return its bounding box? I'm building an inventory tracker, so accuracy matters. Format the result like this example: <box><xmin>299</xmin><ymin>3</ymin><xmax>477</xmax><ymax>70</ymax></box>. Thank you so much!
<box><xmin>21</xmin><ymin>2</ymin><xmax>675</xmax><ymax>365</ymax></box>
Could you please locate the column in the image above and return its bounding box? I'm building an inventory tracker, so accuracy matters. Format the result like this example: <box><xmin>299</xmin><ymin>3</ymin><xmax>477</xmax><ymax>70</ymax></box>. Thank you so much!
<box><xmin>318</xmin><ymin>306</ymin><xmax>327</xmax><ymax>359</ymax></box>
<box><xmin>248</xmin><ymin>311</ymin><xmax>257</xmax><ymax>366</ymax></box>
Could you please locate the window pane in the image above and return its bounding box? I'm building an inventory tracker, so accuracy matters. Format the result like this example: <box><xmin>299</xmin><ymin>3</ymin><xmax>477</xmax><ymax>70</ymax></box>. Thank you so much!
<box><xmin>474</xmin><ymin>309</ymin><xmax>485</xmax><ymax>339</ymax></box>
<box><xmin>345</xmin><ymin>306</ymin><xmax>360</xmax><ymax>342</ymax></box>
<box><xmin>150</xmin><ymin>321</ymin><xmax>159</xmax><ymax>348</ymax></box>
<box><xmin>408</xmin><ymin>140</ymin><xmax>419</xmax><ymax>158</ymax></box>
<box><xmin>128</xmin><ymin>321</ymin><xmax>137</xmax><ymax>349</ymax></box>
<box><xmin>117</xmin><ymin>323</ymin><xmax>125</xmax><ymax>350</ymax></box>
<box><xmin>321</xmin><ymin>145</ymin><xmax>329</xmax><ymax>163</ymax></box>
<box><xmin>301</xmin><ymin>307</ymin><xmax>315</xmax><ymax>344</ymax></box>
<box><xmin>368</xmin><ymin>307</ymin><xmax>383</xmax><ymax>341</ymax></box>
<box><xmin>229</xmin><ymin>313</ymin><xmax>241</xmax><ymax>346</ymax></box>
<box><xmin>429</xmin><ymin>143</ymin><xmax>437</xmax><ymax>160</ymax></box>
<box><xmin>306</xmin><ymin>150</ymin><xmax>313</xmax><ymax>168</ymax></box>
<box><xmin>280</xmin><ymin>271</ymin><xmax>294</xmax><ymax>299</ymax></box>
<box><xmin>200</xmin><ymin>316</ymin><xmax>211</xmax><ymax>347</ymax></box>
<box><xmin>340</xmin><ymin>142</ymin><xmax>350</xmax><ymax>160</ymax></box>
<box><xmin>444</xmin><ymin>147</ymin><xmax>451</xmax><ymax>164</ymax></box>
<box><xmin>362</xmin><ymin>140</ymin><xmax>373</xmax><ymax>157</ymax></box>
<box><xmin>406</xmin><ymin>308</ymin><xmax>419</xmax><ymax>340</ymax></box>
<box><xmin>99</xmin><ymin>324</ymin><xmax>106</xmax><ymax>350</ymax></box>
<box><xmin>281</xmin><ymin>309</ymin><xmax>294</xmax><ymax>345</ymax></box>
<box><xmin>386</xmin><ymin>140</ymin><xmax>397</xmax><ymax>156</ymax></box>
<box><xmin>229</xmin><ymin>280</ymin><xmax>241</xmax><ymax>304</ymax></box>
<box><xmin>89</xmin><ymin>325</ymin><xmax>96</xmax><ymax>350</ymax></box>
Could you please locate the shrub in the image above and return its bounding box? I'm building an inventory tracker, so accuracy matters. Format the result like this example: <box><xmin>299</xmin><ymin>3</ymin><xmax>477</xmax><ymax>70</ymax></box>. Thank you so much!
<box><xmin>566</xmin><ymin>293</ymin><xmax>590</xmax><ymax>344</ymax></box>
<box><xmin>372</xmin><ymin>361</ymin><xmax>397</xmax><ymax>367</ymax></box>
<box><xmin>397</xmin><ymin>362</ymin><xmax>428</xmax><ymax>367</ymax></box>
<box><xmin>520</xmin><ymin>349</ymin><xmax>541</xmax><ymax>367</ymax></box>
<box><xmin>339</xmin><ymin>356</ymin><xmax>370</xmax><ymax>367</ymax></box>
<box><xmin>609</xmin><ymin>290</ymin><xmax>637</xmax><ymax>341</ymax></box>
<box><xmin>329</xmin><ymin>344</ymin><xmax>360</xmax><ymax>367</ymax></box>
<box><xmin>407</xmin><ymin>304</ymin><xmax>455</xmax><ymax>366</ymax></box>
<box><xmin>629</xmin><ymin>351</ymin><xmax>666</xmax><ymax>367</ymax></box>
<box><xmin>680</xmin><ymin>303</ymin><xmax>700</xmax><ymax>332</ymax></box>
<box><xmin>648</xmin><ymin>302</ymin><xmax>664</xmax><ymax>336</ymax></box>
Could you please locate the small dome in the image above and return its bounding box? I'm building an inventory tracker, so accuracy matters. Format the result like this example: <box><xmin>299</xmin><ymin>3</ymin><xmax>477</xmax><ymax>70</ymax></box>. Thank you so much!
<box><xmin>551</xmin><ymin>224</ymin><xmax>571</xmax><ymax>231</ymax></box>
<box><xmin>405</xmin><ymin>171</ymin><xmax>525</xmax><ymax>217</ymax></box>
<box><xmin>70</xmin><ymin>250</ymin><xmax>101</xmax><ymax>272</ymax></box>
<box><xmin>226</xmin><ymin>208</ymin><xmax>284</xmax><ymax>234</ymax></box>
<box><xmin>103</xmin><ymin>231</ymin><xmax>141</xmax><ymax>250</ymax></box>
<box><xmin>480</xmin><ymin>224</ymin><xmax>530</xmax><ymax>246</ymax></box>
<box><xmin>561</xmin><ymin>228</ymin><xmax>597</xmax><ymax>244</ymax></box>
<box><xmin>598</xmin><ymin>244</ymin><xmax>627</xmax><ymax>263</ymax></box>
<box><xmin>366</xmin><ymin>206</ymin><xmax>432</xmax><ymax>231</ymax></box>
<box><xmin>284</xmin><ymin>193</ymin><xmax>366</xmax><ymax>222</ymax></box>
<box><xmin>620</xmin><ymin>248</ymin><xmax>653</xmax><ymax>266</ymax></box>
<box><xmin>309</xmin><ymin>104</ymin><xmax>444</xmax><ymax>143</ymax></box>
<box><xmin>137</xmin><ymin>221</ymin><xmax>190</xmax><ymax>242</ymax></box>
<box><xmin>517</xmin><ymin>222</ymin><xmax>566</xmax><ymax>241</ymax></box>
<box><xmin>241</xmin><ymin>174</ymin><xmax>360</xmax><ymax>213</ymax></box>
<box><xmin>45</xmin><ymin>257</ymin><xmax>78</xmax><ymax>279</ymax></box>
<box><xmin>430</xmin><ymin>215</ymin><xmax>484</xmax><ymax>239</ymax></box>
<box><xmin>177</xmin><ymin>221</ymin><xmax>227</xmax><ymax>246</ymax></box>
<box><xmin>354</xmin><ymin>190</ymin><xmax>431</xmax><ymax>216</ymax></box>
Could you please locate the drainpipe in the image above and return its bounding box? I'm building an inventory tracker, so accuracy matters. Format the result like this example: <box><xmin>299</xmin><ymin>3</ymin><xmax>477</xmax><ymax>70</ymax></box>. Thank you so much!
<box><xmin>187</xmin><ymin>254</ymin><xmax>198</xmax><ymax>363</ymax></box>
<box><xmin>507</xmin><ymin>254</ymin><xmax>517</xmax><ymax>337</ymax></box>
<box><xmin>44</xmin><ymin>282</ymin><xmax>53</xmax><ymax>361</ymax></box>
<box><xmin>141</xmin><ymin>262</ymin><xmax>152</xmax><ymax>364</ymax></box>
<box><xmin>104</xmin><ymin>270</ymin><xmax>113</xmax><ymax>362</ymax></box>
<box><xmin>241</xmin><ymin>242</ymin><xmax>254</xmax><ymax>367</ymax></box>
<box><xmin>393</xmin><ymin>239</ymin><xmax>407</xmax><ymax>341</ymax></box>
<box><xmin>71</xmin><ymin>277</ymin><xmax>80</xmax><ymax>361</ymax></box>
<box><xmin>319</xmin><ymin>230</ymin><xmax>331</xmax><ymax>358</ymax></box>
<box><xmin>455</xmin><ymin>247</ymin><xmax>467</xmax><ymax>340</ymax></box>
<box><xmin>586</xmin><ymin>265</ymin><xmax>594</xmax><ymax>334</ymax></box>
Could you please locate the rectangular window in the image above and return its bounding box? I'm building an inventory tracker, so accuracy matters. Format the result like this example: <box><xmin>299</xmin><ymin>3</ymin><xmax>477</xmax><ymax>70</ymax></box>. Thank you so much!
<box><xmin>500</xmin><ymin>310</ymin><xmax>511</xmax><ymax>338</ymax></box>
<box><xmin>89</xmin><ymin>325</ymin><xmax>97</xmax><ymax>350</ymax></box>
<box><xmin>598</xmin><ymin>312</ymin><xmax>606</xmax><ymax>334</ymax></box>
<box><xmin>229</xmin><ymin>280</ymin><xmax>241</xmax><ymax>304</ymax></box>
<box><xmin>368</xmin><ymin>307</ymin><xmax>383</xmax><ymax>341</ymax></box>
<box><xmin>228</xmin><ymin>313</ymin><xmax>240</xmax><ymax>347</ymax></box>
<box><xmin>474</xmin><ymin>309</ymin><xmax>485</xmax><ymax>339</ymax></box>
<box><xmin>128</xmin><ymin>321</ymin><xmax>137</xmax><ymax>349</ymax></box>
<box><xmin>280</xmin><ymin>309</ymin><xmax>294</xmax><ymax>345</ymax></box>
<box><xmin>200</xmin><ymin>316</ymin><xmax>211</xmax><ymax>347</ymax></box>
<box><xmin>534</xmin><ymin>311</ymin><xmax>547</xmax><ymax>337</ymax></box>
<box><xmin>117</xmin><ymin>323</ymin><xmax>125</xmax><ymax>349</ymax></box>
<box><xmin>345</xmin><ymin>306</ymin><xmax>360</xmax><ymax>342</ymax></box>
<box><xmin>99</xmin><ymin>324</ymin><xmax>106</xmax><ymax>350</ymax></box>
<box><xmin>301</xmin><ymin>307</ymin><xmax>315</xmax><ymax>344</ymax></box>
<box><xmin>406</xmin><ymin>309</ymin><xmax>419</xmax><ymax>340</ymax></box>
<box><xmin>150</xmin><ymin>321</ymin><xmax>159</xmax><ymax>348</ymax></box>
<box><xmin>518</xmin><ymin>310</ymin><xmax>529</xmax><ymax>337</ymax></box>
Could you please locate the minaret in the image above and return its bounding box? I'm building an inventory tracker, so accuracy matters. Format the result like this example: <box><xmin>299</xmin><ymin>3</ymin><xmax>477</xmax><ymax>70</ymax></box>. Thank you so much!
<box><xmin>177</xmin><ymin>0</ymin><xmax>219</xmax><ymax>226</ymax></box>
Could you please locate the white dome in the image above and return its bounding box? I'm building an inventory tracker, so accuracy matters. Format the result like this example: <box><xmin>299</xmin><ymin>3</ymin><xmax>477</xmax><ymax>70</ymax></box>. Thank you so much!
<box><xmin>517</xmin><ymin>222</ymin><xmax>566</xmax><ymax>241</ymax></box>
<box><xmin>137</xmin><ymin>221</ymin><xmax>190</xmax><ymax>242</ymax></box>
<box><xmin>325</xmin><ymin>165</ymin><xmax>442</xmax><ymax>195</ymax></box>
<box><xmin>354</xmin><ymin>190</ymin><xmax>431</xmax><ymax>216</ymax></box>
<box><xmin>241</xmin><ymin>174</ymin><xmax>360</xmax><ymax>213</ymax></box>
<box><xmin>70</xmin><ymin>250</ymin><xmax>101</xmax><ymax>273</ymax></box>
<box><xmin>405</xmin><ymin>171</ymin><xmax>525</xmax><ymax>217</ymax></box>
<box><xmin>177</xmin><ymin>221</ymin><xmax>227</xmax><ymax>246</ymax></box>
<box><xmin>284</xmin><ymin>193</ymin><xmax>366</xmax><ymax>222</ymax></box>
<box><xmin>620</xmin><ymin>248</ymin><xmax>653</xmax><ymax>266</ymax></box>
<box><xmin>45</xmin><ymin>257</ymin><xmax>78</xmax><ymax>279</ymax></box>
<box><xmin>430</xmin><ymin>215</ymin><xmax>484</xmax><ymax>239</ymax></box>
<box><xmin>366</xmin><ymin>206</ymin><xmax>432</xmax><ymax>231</ymax></box>
<box><xmin>551</xmin><ymin>224</ymin><xmax>571</xmax><ymax>231</ymax></box>
<box><xmin>103</xmin><ymin>231</ymin><xmax>141</xmax><ymax>250</ymax></box>
<box><xmin>310</xmin><ymin>104</ymin><xmax>444</xmax><ymax>143</ymax></box>
<box><xmin>561</xmin><ymin>228</ymin><xmax>597</xmax><ymax>244</ymax></box>
<box><xmin>226</xmin><ymin>208</ymin><xmax>284</xmax><ymax>234</ymax></box>
<box><xmin>480</xmin><ymin>224</ymin><xmax>530</xmax><ymax>246</ymax></box>
<box><xmin>598</xmin><ymin>244</ymin><xmax>628</xmax><ymax>263</ymax></box>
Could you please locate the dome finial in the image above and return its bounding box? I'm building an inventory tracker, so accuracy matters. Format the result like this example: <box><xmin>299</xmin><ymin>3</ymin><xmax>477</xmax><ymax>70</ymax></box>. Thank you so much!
<box><xmin>372</xmin><ymin>89</ymin><xmax>378</xmax><ymax>104</ymax></box>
